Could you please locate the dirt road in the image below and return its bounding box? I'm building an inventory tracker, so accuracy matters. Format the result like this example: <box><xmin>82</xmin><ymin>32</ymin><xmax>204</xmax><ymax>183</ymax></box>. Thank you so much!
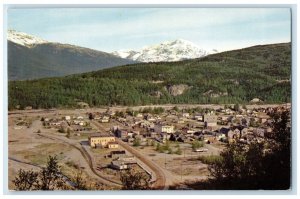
<box><xmin>91</xmin><ymin>120</ymin><xmax>167</xmax><ymax>190</ymax></box>
<box><xmin>36</xmin><ymin>133</ymin><xmax>122</xmax><ymax>188</ymax></box>
<box><xmin>116</xmin><ymin>139</ymin><xmax>167</xmax><ymax>190</ymax></box>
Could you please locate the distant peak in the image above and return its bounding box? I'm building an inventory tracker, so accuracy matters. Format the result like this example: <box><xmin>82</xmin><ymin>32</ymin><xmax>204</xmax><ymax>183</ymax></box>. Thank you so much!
<box><xmin>174</xmin><ymin>38</ymin><xmax>190</xmax><ymax>43</ymax></box>
<box><xmin>7</xmin><ymin>29</ymin><xmax>48</xmax><ymax>47</ymax></box>
<box><xmin>113</xmin><ymin>38</ymin><xmax>209</xmax><ymax>62</ymax></box>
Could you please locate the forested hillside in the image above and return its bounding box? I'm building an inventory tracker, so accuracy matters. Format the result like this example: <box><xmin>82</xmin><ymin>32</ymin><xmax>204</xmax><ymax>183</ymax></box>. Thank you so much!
<box><xmin>8</xmin><ymin>43</ymin><xmax>291</xmax><ymax>110</ymax></box>
<box><xmin>8</xmin><ymin>41</ymin><xmax>137</xmax><ymax>80</ymax></box>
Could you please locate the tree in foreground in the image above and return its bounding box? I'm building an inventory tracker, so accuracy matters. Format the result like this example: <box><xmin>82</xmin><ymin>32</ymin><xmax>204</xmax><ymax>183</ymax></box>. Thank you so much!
<box><xmin>120</xmin><ymin>168</ymin><xmax>151</xmax><ymax>190</ymax></box>
<box><xmin>13</xmin><ymin>169</ymin><xmax>39</xmax><ymax>191</ymax></box>
<box><xmin>206</xmin><ymin>109</ymin><xmax>291</xmax><ymax>189</ymax></box>
<box><xmin>37</xmin><ymin>156</ymin><xmax>65</xmax><ymax>190</ymax></box>
<box><xmin>13</xmin><ymin>155</ymin><xmax>66</xmax><ymax>190</ymax></box>
<box><xmin>73</xmin><ymin>169</ymin><xmax>88</xmax><ymax>190</ymax></box>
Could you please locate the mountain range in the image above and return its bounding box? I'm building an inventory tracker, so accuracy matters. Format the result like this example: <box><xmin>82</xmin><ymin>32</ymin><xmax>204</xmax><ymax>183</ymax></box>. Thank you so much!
<box><xmin>112</xmin><ymin>39</ymin><xmax>215</xmax><ymax>62</ymax></box>
<box><xmin>7</xmin><ymin>30</ymin><xmax>137</xmax><ymax>80</ymax></box>
<box><xmin>8</xmin><ymin>30</ymin><xmax>218</xmax><ymax>80</ymax></box>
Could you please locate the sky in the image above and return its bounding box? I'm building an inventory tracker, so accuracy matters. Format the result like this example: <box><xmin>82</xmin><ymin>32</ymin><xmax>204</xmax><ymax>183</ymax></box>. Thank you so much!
<box><xmin>7</xmin><ymin>8</ymin><xmax>291</xmax><ymax>52</ymax></box>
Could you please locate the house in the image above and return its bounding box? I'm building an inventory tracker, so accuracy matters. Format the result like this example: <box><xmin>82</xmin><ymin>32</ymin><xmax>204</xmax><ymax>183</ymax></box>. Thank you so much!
<box><xmin>131</xmin><ymin>130</ymin><xmax>140</xmax><ymax>136</ymax></box>
<box><xmin>193</xmin><ymin>131</ymin><xmax>204</xmax><ymax>140</ymax></box>
<box><xmin>108</xmin><ymin>142</ymin><xmax>119</xmax><ymax>149</ymax></box>
<box><xmin>136</xmin><ymin>113</ymin><xmax>143</xmax><ymax>118</ymax></box>
<box><xmin>204</xmin><ymin>134</ymin><xmax>216</xmax><ymax>143</ymax></box>
<box><xmin>77</xmin><ymin>116</ymin><xmax>84</xmax><ymax>120</ymax></box>
<box><xmin>146</xmin><ymin>115</ymin><xmax>156</xmax><ymax>122</ymax></box>
<box><xmin>117</xmin><ymin>156</ymin><xmax>137</xmax><ymax>164</ymax></box>
<box><xmin>182</xmin><ymin>113</ymin><xmax>190</xmax><ymax>118</ymax></box>
<box><xmin>177</xmin><ymin>117</ymin><xmax>186</xmax><ymax>124</ymax></box>
<box><xmin>230</xmin><ymin>128</ymin><xmax>241</xmax><ymax>140</ymax></box>
<box><xmin>187</xmin><ymin>129</ymin><xmax>196</xmax><ymax>135</ymax></box>
<box><xmin>49</xmin><ymin>121</ymin><xmax>61</xmax><ymax>127</ymax></box>
<box><xmin>73</xmin><ymin>120</ymin><xmax>85</xmax><ymax>126</ymax></box>
<box><xmin>111</xmin><ymin>126</ymin><xmax>119</xmax><ymax>133</ymax></box>
<box><xmin>65</xmin><ymin>116</ymin><xmax>71</xmax><ymax>121</ymax></box>
<box><xmin>88</xmin><ymin>133</ymin><xmax>116</xmax><ymax>148</ymax></box>
<box><xmin>169</xmin><ymin>133</ymin><xmax>187</xmax><ymax>142</ymax></box>
<box><xmin>204</xmin><ymin>115</ymin><xmax>218</xmax><ymax>130</ymax></box>
<box><xmin>127</xmin><ymin>131</ymin><xmax>134</xmax><ymax>138</ymax></box>
<box><xmin>110</xmin><ymin>160</ymin><xmax>128</xmax><ymax>170</ymax></box>
<box><xmin>204</xmin><ymin>115</ymin><xmax>218</xmax><ymax>123</ymax></box>
<box><xmin>217</xmin><ymin>127</ymin><xmax>232</xmax><ymax>141</ymax></box>
<box><xmin>254</xmin><ymin>128</ymin><xmax>266</xmax><ymax>137</ymax></box>
<box><xmin>177</xmin><ymin>134</ymin><xmax>187</xmax><ymax>142</ymax></box>
<box><xmin>107</xmin><ymin>110</ymin><xmax>115</xmax><ymax>116</ymax></box>
<box><xmin>194</xmin><ymin>115</ymin><xmax>203</xmax><ymax>121</ymax></box>
<box><xmin>115</xmin><ymin>129</ymin><xmax>128</xmax><ymax>139</ymax></box>
<box><xmin>100</xmin><ymin>116</ymin><xmax>110</xmax><ymax>123</ymax></box>
<box><xmin>154</xmin><ymin>124</ymin><xmax>174</xmax><ymax>134</ymax></box>
<box><xmin>240</xmin><ymin>127</ymin><xmax>249</xmax><ymax>137</ymax></box>
<box><xmin>160</xmin><ymin>133</ymin><xmax>171</xmax><ymax>143</ymax></box>
<box><xmin>71</xmin><ymin>125</ymin><xmax>92</xmax><ymax>132</ymax></box>
<box><xmin>110</xmin><ymin>150</ymin><xmax>126</xmax><ymax>159</ymax></box>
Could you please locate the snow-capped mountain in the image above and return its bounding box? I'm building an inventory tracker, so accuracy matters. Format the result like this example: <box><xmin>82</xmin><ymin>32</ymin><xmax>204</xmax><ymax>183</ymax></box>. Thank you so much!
<box><xmin>112</xmin><ymin>39</ymin><xmax>211</xmax><ymax>62</ymax></box>
<box><xmin>7</xmin><ymin>30</ymin><xmax>48</xmax><ymax>47</ymax></box>
<box><xmin>7</xmin><ymin>30</ymin><xmax>137</xmax><ymax>80</ymax></box>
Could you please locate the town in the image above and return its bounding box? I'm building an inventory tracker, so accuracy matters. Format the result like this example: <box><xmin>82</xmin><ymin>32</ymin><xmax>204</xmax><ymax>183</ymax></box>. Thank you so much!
<box><xmin>8</xmin><ymin>103</ymin><xmax>291</xmax><ymax>190</ymax></box>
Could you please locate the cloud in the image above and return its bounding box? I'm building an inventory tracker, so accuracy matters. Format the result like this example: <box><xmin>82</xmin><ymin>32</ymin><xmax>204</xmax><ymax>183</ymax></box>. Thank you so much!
<box><xmin>8</xmin><ymin>8</ymin><xmax>291</xmax><ymax>52</ymax></box>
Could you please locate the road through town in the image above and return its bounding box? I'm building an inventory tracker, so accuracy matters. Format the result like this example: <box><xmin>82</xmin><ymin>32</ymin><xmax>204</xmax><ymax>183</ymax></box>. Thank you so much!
<box><xmin>91</xmin><ymin>120</ymin><xmax>167</xmax><ymax>190</ymax></box>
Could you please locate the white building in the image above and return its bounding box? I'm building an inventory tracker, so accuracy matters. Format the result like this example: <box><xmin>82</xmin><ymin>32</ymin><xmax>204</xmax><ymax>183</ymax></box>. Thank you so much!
<box><xmin>182</xmin><ymin>113</ymin><xmax>190</xmax><ymax>118</ymax></box>
<box><xmin>154</xmin><ymin>124</ymin><xmax>174</xmax><ymax>134</ymax></box>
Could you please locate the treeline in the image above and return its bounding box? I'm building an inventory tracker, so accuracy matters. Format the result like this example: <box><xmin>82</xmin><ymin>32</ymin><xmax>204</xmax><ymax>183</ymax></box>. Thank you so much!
<box><xmin>8</xmin><ymin>43</ymin><xmax>291</xmax><ymax>110</ymax></box>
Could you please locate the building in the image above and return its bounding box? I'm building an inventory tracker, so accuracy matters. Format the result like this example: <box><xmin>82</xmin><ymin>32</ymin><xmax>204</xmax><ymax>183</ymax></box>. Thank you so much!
<box><xmin>117</xmin><ymin>156</ymin><xmax>137</xmax><ymax>164</ymax></box>
<box><xmin>108</xmin><ymin>142</ymin><xmax>119</xmax><ymax>149</ymax></box>
<box><xmin>219</xmin><ymin>127</ymin><xmax>240</xmax><ymax>143</ymax></box>
<box><xmin>100</xmin><ymin>116</ymin><xmax>110</xmax><ymax>123</ymax></box>
<box><xmin>115</xmin><ymin>129</ymin><xmax>128</xmax><ymax>139</ymax></box>
<box><xmin>204</xmin><ymin>115</ymin><xmax>218</xmax><ymax>130</ymax></box>
<box><xmin>182</xmin><ymin>113</ymin><xmax>190</xmax><ymax>118</ymax></box>
<box><xmin>194</xmin><ymin>115</ymin><xmax>203</xmax><ymax>121</ymax></box>
<box><xmin>110</xmin><ymin>160</ymin><xmax>128</xmax><ymax>170</ymax></box>
<box><xmin>88</xmin><ymin>133</ymin><xmax>116</xmax><ymax>148</ymax></box>
<box><xmin>110</xmin><ymin>150</ymin><xmax>126</xmax><ymax>159</ymax></box>
<box><xmin>154</xmin><ymin>124</ymin><xmax>174</xmax><ymax>134</ymax></box>
<box><xmin>136</xmin><ymin>113</ymin><xmax>143</xmax><ymax>118</ymax></box>
<box><xmin>77</xmin><ymin>116</ymin><xmax>84</xmax><ymax>120</ymax></box>
<box><xmin>204</xmin><ymin>115</ymin><xmax>218</xmax><ymax>123</ymax></box>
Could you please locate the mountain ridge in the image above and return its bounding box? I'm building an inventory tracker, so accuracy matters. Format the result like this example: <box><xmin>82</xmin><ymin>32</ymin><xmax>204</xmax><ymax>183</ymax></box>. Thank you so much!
<box><xmin>8</xmin><ymin>30</ymin><xmax>138</xmax><ymax>81</ymax></box>
<box><xmin>112</xmin><ymin>39</ymin><xmax>212</xmax><ymax>62</ymax></box>
<box><xmin>8</xmin><ymin>30</ymin><xmax>48</xmax><ymax>47</ymax></box>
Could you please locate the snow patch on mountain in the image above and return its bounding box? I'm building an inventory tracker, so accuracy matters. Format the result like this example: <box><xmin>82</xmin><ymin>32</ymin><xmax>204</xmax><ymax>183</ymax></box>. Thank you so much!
<box><xmin>8</xmin><ymin>30</ymin><xmax>48</xmax><ymax>47</ymax></box>
<box><xmin>112</xmin><ymin>39</ymin><xmax>210</xmax><ymax>62</ymax></box>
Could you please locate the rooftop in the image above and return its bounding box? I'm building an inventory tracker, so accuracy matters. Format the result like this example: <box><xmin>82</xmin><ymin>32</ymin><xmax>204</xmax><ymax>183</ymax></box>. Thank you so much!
<box><xmin>89</xmin><ymin>133</ymin><xmax>114</xmax><ymax>138</ymax></box>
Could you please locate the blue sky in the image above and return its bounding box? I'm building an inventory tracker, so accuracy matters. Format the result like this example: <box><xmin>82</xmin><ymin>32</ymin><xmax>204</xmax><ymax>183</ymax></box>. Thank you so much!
<box><xmin>7</xmin><ymin>8</ymin><xmax>291</xmax><ymax>52</ymax></box>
